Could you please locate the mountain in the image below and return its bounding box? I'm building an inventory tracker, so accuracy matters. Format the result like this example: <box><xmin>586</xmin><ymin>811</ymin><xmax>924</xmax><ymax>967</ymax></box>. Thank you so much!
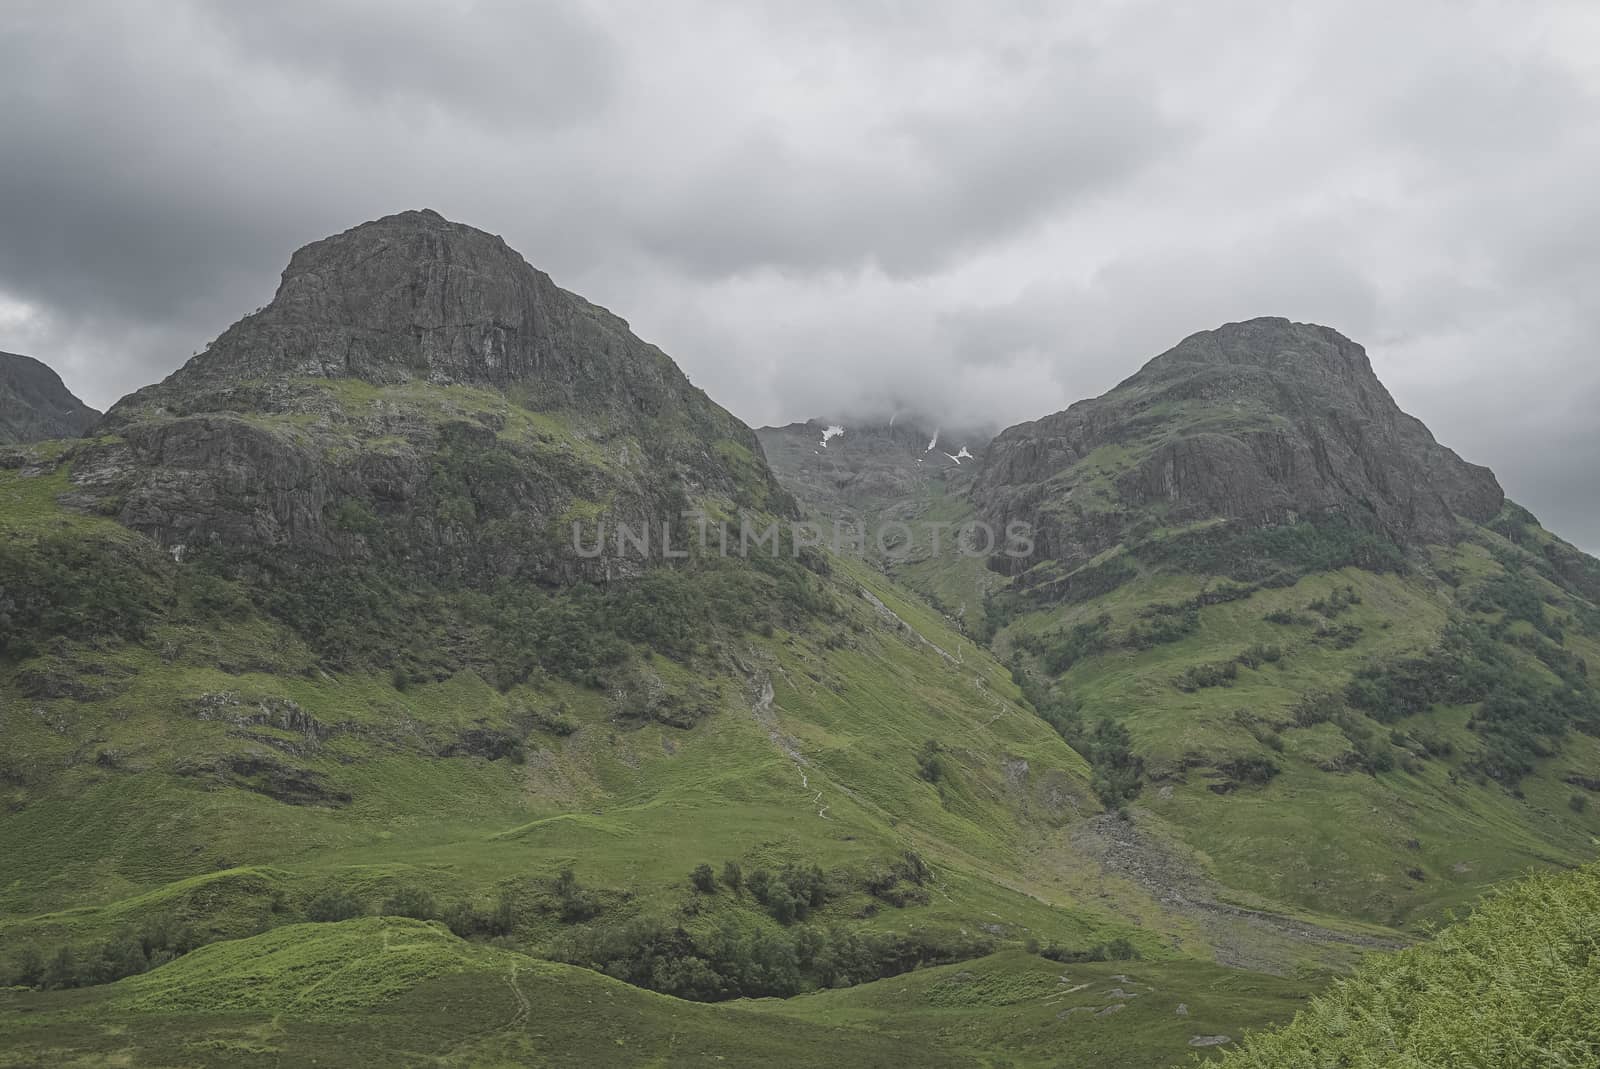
<box><xmin>1</xmin><ymin>213</ymin><xmax>1337</xmax><ymax>1068</ymax></box>
<box><xmin>951</xmin><ymin>318</ymin><xmax>1600</xmax><ymax>930</ymax></box>
<box><xmin>5</xmin><ymin>222</ymin><xmax>1595</xmax><ymax>1067</ymax></box>
<box><xmin>975</xmin><ymin>318</ymin><xmax>1504</xmax><ymax>587</ymax></box>
<box><xmin>0</xmin><ymin>351</ymin><xmax>100</xmax><ymax>444</ymax></box>
<box><xmin>85</xmin><ymin>208</ymin><xmax>789</xmax><ymax>577</ymax></box>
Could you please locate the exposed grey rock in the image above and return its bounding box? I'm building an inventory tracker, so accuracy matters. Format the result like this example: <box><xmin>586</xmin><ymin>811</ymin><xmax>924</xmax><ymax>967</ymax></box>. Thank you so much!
<box><xmin>174</xmin><ymin>751</ymin><xmax>351</xmax><ymax>807</ymax></box>
<box><xmin>1189</xmin><ymin>1035</ymin><xmax>1231</xmax><ymax>1047</ymax></box>
<box><xmin>78</xmin><ymin>210</ymin><xmax>792</xmax><ymax>578</ymax></box>
<box><xmin>974</xmin><ymin>318</ymin><xmax>1504</xmax><ymax>579</ymax></box>
<box><xmin>0</xmin><ymin>351</ymin><xmax>100</xmax><ymax>444</ymax></box>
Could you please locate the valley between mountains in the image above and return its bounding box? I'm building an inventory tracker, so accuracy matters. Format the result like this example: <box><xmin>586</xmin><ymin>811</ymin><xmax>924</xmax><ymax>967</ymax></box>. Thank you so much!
<box><xmin>2</xmin><ymin>210</ymin><xmax>1597</xmax><ymax>1068</ymax></box>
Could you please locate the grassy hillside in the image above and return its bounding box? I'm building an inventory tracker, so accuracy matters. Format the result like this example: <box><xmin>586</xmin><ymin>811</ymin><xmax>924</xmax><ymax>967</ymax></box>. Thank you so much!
<box><xmin>978</xmin><ymin>509</ymin><xmax>1600</xmax><ymax>930</ymax></box>
<box><xmin>1216</xmin><ymin>859</ymin><xmax>1600</xmax><ymax>1067</ymax></box>
<box><xmin>0</xmin><ymin>438</ymin><xmax>1348</xmax><ymax>1067</ymax></box>
<box><xmin>0</xmin><ymin>918</ymin><xmax>1317</xmax><ymax>1068</ymax></box>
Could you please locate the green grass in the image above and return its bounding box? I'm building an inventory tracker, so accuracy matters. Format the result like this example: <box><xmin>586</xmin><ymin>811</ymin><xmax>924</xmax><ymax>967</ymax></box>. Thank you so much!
<box><xmin>993</xmin><ymin>544</ymin><xmax>1600</xmax><ymax>928</ymax></box>
<box><xmin>1216</xmin><ymin>860</ymin><xmax>1600</xmax><ymax>1068</ymax></box>
<box><xmin>0</xmin><ymin>921</ymin><xmax>1311</xmax><ymax>1068</ymax></box>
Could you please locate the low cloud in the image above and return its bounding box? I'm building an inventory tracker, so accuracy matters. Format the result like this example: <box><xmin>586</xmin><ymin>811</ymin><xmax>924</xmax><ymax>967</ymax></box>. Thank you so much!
<box><xmin>2</xmin><ymin>0</ymin><xmax>1598</xmax><ymax>547</ymax></box>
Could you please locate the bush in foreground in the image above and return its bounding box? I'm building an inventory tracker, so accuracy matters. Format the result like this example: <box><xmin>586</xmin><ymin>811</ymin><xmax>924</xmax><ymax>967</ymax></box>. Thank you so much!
<box><xmin>1217</xmin><ymin>861</ymin><xmax>1600</xmax><ymax>1067</ymax></box>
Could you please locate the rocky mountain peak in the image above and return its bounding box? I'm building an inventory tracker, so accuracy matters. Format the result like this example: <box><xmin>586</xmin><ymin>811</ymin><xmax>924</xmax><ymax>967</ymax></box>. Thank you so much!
<box><xmin>78</xmin><ymin>211</ymin><xmax>789</xmax><ymax>572</ymax></box>
<box><xmin>0</xmin><ymin>351</ymin><xmax>101</xmax><ymax>445</ymax></box>
<box><xmin>975</xmin><ymin>320</ymin><xmax>1504</xmax><ymax>578</ymax></box>
<box><xmin>104</xmin><ymin>209</ymin><xmax>701</xmax><ymax>427</ymax></box>
<box><xmin>1139</xmin><ymin>317</ymin><xmax>1371</xmax><ymax>374</ymax></box>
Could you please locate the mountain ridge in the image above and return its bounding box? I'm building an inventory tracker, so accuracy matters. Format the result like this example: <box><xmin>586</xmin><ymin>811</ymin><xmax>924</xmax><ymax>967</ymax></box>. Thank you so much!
<box><xmin>0</xmin><ymin>350</ymin><xmax>101</xmax><ymax>445</ymax></box>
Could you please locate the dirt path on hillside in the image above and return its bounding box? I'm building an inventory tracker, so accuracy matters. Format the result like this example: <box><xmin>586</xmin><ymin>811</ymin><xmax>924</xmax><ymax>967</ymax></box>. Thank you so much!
<box><xmin>1070</xmin><ymin>814</ymin><xmax>1405</xmax><ymax>974</ymax></box>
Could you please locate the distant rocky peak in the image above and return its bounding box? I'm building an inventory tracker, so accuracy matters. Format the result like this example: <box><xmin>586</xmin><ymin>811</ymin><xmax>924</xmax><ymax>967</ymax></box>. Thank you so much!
<box><xmin>0</xmin><ymin>351</ymin><xmax>101</xmax><ymax>445</ymax></box>
<box><xmin>1128</xmin><ymin>317</ymin><xmax>1391</xmax><ymax>400</ymax></box>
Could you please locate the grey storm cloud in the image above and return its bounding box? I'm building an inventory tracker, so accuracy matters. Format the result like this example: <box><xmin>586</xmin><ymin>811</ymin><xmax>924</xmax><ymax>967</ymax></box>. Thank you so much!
<box><xmin>2</xmin><ymin>0</ymin><xmax>1599</xmax><ymax>548</ymax></box>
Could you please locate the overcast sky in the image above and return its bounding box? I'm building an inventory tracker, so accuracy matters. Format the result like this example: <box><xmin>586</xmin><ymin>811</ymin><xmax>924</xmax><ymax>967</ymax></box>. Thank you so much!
<box><xmin>3</xmin><ymin>1</ymin><xmax>1598</xmax><ymax>547</ymax></box>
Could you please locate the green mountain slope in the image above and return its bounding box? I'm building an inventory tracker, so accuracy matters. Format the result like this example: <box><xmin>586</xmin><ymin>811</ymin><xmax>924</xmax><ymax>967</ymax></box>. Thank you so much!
<box><xmin>12</xmin><ymin>222</ymin><xmax>1595</xmax><ymax>1065</ymax></box>
<box><xmin>0</xmin><ymin>216</ymin><xmax>1356</xmax><ymax>1068</ymax></box>
<box><xmin>0</xmin><ymin>917</ymin><xmax>1315</xmax><ymax>1068</ymax></box>
<box><xmin>961</xmin><ymin>320</ymin><xmax>1600</xmax><ymax>928</ymax></box>
<box><xmin>762</xmin><ymin>319</ymin><xmax>1600</xmax><ymax>937</ymax></box>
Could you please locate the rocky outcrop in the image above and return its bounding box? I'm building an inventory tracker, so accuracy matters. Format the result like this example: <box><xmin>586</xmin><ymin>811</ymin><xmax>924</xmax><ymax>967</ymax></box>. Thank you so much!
<box><xmin>974</xmin><ymin>318</ymin><xmax>1504</xmax><ymax>577</ymax></box>
<box><xmin>77</xmin><ymin>210</ymin><xmax>791</xmax><ymax>578</ymax></box>
<box><xmin>0</xmin><ymin>352</ymin><xmax>100</xmax><ymax>444</ymax></box>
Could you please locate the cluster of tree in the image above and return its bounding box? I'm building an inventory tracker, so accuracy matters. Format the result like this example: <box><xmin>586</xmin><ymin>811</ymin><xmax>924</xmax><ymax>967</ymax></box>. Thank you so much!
<box><xmin>1011</xmin><ymin>664</ymin><xmax>1144</xmax><ymax>810</ymax></box>
<box><xmin>1307</xmin><ymin>585</ymin><xmax>1362</xmax><ymax>618</ymax></box>
<box><xmin>1026</xmin><ymin>936</ymin><xmax>1140</xmax><ymax>963</ymax></box>
<box><xmin>1469</xmin><ymin>569</ymin><xmax>1560</xmax><ymax>637</ymax></box>
<box><xmin>690</xmin><ymin>852</ymin><xmax>931</xmax><ymax>915</ymax></box>
<box><xmin>1236</xmin><ymin>643</ymin><xmax>1285</xmax><ymax>669</ymax></box>
<box><xmin>1015</xmin><ymin>583</ymin><xmax>1262</xmax><ymax>680</ymax></box>
<box><xmin>552</xmin><ymin>914</ymin><xmax>994</xmax><ymax>1001</ymax></box>
<box><xmin>1344</xmin><ymin>618</ymin><xmax>1600</xmax><ymax>784</ymax></box>
<box><xmin>1263</xmin><ymin>608</ymin><xmax>1310</xmax><ymax>626</ymax></box>
<box><xmin>190</xmin><ymin>534</ymin><xmax>838</xmax><ymax>692</ymax></box>
<box><xmin>0</xmin><ymin>533</ymin><xmax>170</xmax><ymax>659</ymax></box>
<box><xmin>915</xmin><ymin>739</ymin><xmax>948</xmax><ymax>784</ymax></box>
<box><xmin>1173</xmin><ymin>660</ymin><xmax>1240</xmax><ymax>692</ymax></box>
<box><xmin>2</xmin><ymin>916</ymin><xmax>202</xmax><ymax>991</ymax></box>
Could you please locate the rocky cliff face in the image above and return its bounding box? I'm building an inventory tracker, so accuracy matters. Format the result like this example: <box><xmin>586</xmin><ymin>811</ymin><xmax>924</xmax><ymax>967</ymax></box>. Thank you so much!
<box><xmin>78</xmin><ymin>210</ymin><xmax>790</xmax><ymax>577</ymax></box>
<box><xmin>974</xmin><ymin>318</ymin><xmax>1504</xmax><ymax>577</ymax></box>
<box><xmin>0</xmin><ymin>352</ymin><xmax>100</xmax><ymax>445</ymax></box>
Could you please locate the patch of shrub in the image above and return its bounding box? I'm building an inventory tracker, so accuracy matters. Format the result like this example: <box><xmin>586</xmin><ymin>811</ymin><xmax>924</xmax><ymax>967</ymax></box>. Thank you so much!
<box><xmin>915</xmin><ymin>739</ymin><xmax>947</xmax><ymax>784</ymax></box>
<box><xmin>747</xmin><ymin>862</ymin><xmax>832</xmax><ymax>924</ymax></box>
<box><xmin>306</xmin><ymin>887</ymin><xmax>364</xmax><ymax>923</ymax></box>
<box><xmin>1039</xmin><ymin>936</ymin><xmax>1140</xmax><ymax>963</ymax></box>
<box><xmin>1237</xmin><ymin>643</ymin><xmax>1284</xmax><ymax>669</ymax></box>
<box><xmin>864</xmin><ymin>851</ymin><xmax>934</xmax><ymax>908</ymax></box>
<box><xmin>1292</xmin><ymin>692</ymin><xmax>1343</xmax><ymax>727</ymax></box>
<box><xmin>1308</xmin><ymin>585</ymin><xmax>1362</xmax><ymax>618</ymax></box>
<box><xmin>1217</xmin><ymin>755</ymin><xmax>1280</xmax><ymax>786</ymax></box>
<box><xmin>551</xmin><ymin>867</ymin><xmax>600</xmax><ymax>923</ymax></box>
<box><xmin>1125</xmin><ymin>607</ymin><xmax>1200</xmax><ymax>650</ymax></box>
<box><xmin>3</xmin><ymin>915</ymin><xmax>203</xmax><ymax>991</ymax></box>
<box><xmin>1315</xmin><ymin>623</ymin><xmax>1364</xmax><ymax>649</ymax></box>
<box><xmin>690</xmin><ymin>863</ymin><xmax>717</xmax><ymax>894</ymax></box>
<box><xmin>381</xmin><ymin>885</ymin><xmax>437</xmax><ymax>920</ymax></box>
<box><xmin>442</xmin><ymin>893</ymin><xmax>517</xmax><ymax>938</ymax></box>
<box><xmin>1134</xmin><ymin>517</ymin><xmax>1406</xmax><ymax>583</ymax></box>
<box><xmin>1174</xmin><ymin>661</ymin><xmax>1239</xmax><ymax>692</ymax></box>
